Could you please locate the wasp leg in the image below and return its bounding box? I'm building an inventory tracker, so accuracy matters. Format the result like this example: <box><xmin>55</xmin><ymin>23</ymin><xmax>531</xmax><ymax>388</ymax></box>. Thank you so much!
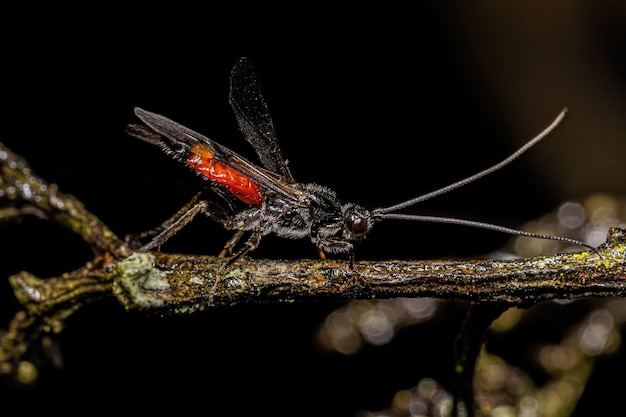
<box><xmin>209</xmin><ymin>231</ymin><xmax>262</xmax><ymax>304</ymax></box>
<box><xmin>137</xmin><ymin>199</ymin><xmax>207</xmax><ymax>252</ymax></box>
<box><xmin>127</xmin><ymin>191</ymin><xmax>204</xmax><ymax>247</ymax></box>
<box><xmin>136</xmin><ymin>191</ymin><xmax>233</xmax><ymax>252</ymax></box>
<box><xmin>228</xmin><ymin>231</ymin><xmax>262</xmax><ymax>262</ymax></box>
<box><xmin>315</xmin><ymin>239</ymin><xmax>355</xmax><ymax>268</ymax></box>
<box><xmin>218</xmin><ymin>230</ymin><xmax>246</xmax><ymax>258</ymax></box>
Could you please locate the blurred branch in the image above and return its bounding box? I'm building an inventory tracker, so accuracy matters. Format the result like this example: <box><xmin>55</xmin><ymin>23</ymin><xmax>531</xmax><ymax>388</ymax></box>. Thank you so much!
<box><xmin>0</xmin><ymin>142</ymin><xmax>128</xmax><ymax>259</ymax></box>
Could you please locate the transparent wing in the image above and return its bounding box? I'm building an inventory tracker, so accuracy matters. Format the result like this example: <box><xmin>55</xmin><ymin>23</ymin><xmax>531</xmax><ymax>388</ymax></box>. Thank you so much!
<box><xmin>229</xmin><ymin>57</ymin><xmax>294</xmax><ymax>180</ymax></box>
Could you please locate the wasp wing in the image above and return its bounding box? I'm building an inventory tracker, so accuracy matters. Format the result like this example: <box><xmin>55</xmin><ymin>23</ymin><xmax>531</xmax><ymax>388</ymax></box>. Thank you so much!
<box><xmin>129</xmin><ymin>108</ymin><xmax>304</xmax><ymax>203</ymax></box>
<box><xmin>229</xmin><ymin>57</ymin><xmax>294</xmax><ymax>181</ymax></box>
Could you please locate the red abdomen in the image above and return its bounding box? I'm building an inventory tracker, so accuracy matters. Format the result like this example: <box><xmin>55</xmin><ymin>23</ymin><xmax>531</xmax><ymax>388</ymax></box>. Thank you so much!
<box><xmin>187</xmin><ymin>145</ymin><xmax>263</xmax><ymax>206</ymax></box>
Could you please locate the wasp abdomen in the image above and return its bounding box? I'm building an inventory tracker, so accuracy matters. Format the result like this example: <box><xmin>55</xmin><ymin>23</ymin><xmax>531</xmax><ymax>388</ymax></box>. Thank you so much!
<box><xmin>187</xmin><ymin>144</ymin><xmax>263</xmax><ymax>206</ymax></box>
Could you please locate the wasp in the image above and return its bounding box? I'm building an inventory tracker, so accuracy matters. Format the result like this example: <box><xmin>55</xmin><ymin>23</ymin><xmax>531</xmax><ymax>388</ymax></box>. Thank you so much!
<box><xmin>126</xmin><ymin>57</ymin><xmax>592</xmax><ymax>265</ymax></box>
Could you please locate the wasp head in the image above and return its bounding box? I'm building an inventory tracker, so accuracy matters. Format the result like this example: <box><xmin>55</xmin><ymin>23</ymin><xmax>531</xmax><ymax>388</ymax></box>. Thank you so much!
<box><xmin>341</xmin><ymin>203</ymin><xmax>375</xmax><ymax>242</ymax></box>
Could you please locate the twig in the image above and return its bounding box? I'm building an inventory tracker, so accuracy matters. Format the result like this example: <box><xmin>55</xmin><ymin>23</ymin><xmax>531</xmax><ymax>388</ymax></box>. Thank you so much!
<box><xmin>2</xmin><ymin>139</ymin><xmax>625</xmax><ymax>417</ymax></box>
<box><xmin>109</xmin><ymin>228</ymin><xmax>624</xmax><ymax>314</ymax></box>
<box><xmin>0</xmin><ymin>142</ymin><xmax>129</xmax><ymax>259</ymax></box>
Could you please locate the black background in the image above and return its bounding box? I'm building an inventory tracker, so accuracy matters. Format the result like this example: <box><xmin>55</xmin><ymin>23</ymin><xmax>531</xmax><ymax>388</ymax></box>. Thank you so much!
<box><xmin>2</xmin><ymin>3</ymin><xmax>626</xmax><ymax>416</ymax></box>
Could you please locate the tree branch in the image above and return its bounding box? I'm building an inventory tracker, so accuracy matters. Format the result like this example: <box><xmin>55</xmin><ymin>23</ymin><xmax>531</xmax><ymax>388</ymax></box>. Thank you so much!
<box><xmin>0</xmin><ymin>142</ymin><xmax>129</xmax><ymax>259</ymax></box>
<box><xmin>105</xmin><ymin>228</ymin><xmax>624</xmax><ymax>314</ymax></box>
<box><xmin>2</xmin><ymin>139</ymin><xmax>625</xmax><ymax>416</ymax></box>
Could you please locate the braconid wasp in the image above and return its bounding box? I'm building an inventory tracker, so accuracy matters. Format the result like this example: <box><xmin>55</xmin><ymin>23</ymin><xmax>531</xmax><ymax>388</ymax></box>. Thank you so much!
<box><xmin>127</xmin><ymin>57</ymin><xmax>593</xmax><ymax>265</ymax></box>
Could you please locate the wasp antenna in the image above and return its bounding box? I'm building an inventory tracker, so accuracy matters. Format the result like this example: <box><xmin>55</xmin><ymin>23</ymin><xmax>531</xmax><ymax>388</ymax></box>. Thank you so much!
<box><xmin>377</xmin><ymin>212</ymin><xmax>595</xmax><ymax>251</ymax></box>
<box><xmin>374</xmin><ymin>108</ymin><xmax>568</xmax><ymax>215</ymax></box>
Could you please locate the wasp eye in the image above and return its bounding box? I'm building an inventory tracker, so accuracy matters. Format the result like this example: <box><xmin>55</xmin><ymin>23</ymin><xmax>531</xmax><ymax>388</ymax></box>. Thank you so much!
<box><xmin>351</xmin><ymin>214</ymin><xmax>368</xmax><ymax>235</ymax></box>
<box><xmin>343</xmin><ymin>204</ymin><xmax>372</xmax><ymax>240</ymax></box>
